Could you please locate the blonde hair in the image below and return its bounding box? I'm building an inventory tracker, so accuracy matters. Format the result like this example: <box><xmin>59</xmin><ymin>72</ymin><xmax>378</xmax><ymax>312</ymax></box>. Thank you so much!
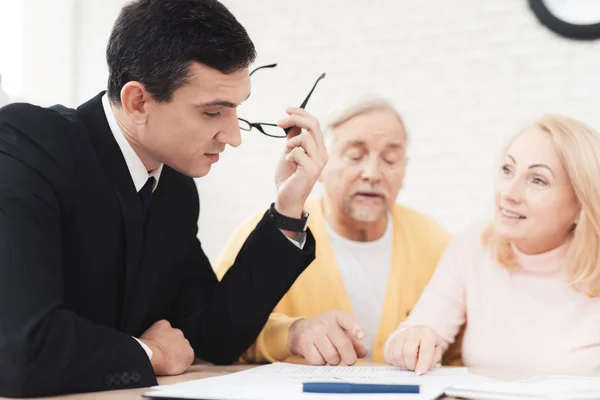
<box><xmin>483</xmin><ymin>114</ymin><xmax>600</xmax><ymax>296</ymax></box>
<box><xmin>324</xmin><ymin>97</ymin><xmax>407</xmax><ymax>147</ymax></box>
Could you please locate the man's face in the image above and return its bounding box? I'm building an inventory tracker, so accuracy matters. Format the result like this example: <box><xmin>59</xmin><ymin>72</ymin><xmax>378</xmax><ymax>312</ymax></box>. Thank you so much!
<box><xmin>140</xmin><ymin>62</ymin><xmax>251</xmax><ymax>177</ymax></box>
<box><xmin>321</xmin><ymin>109</ymin><xmax>408</xmax><ymax>223</ymax></box>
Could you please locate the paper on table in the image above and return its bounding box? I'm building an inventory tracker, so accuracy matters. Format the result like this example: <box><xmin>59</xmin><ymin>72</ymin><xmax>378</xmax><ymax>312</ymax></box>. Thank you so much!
<box><xmin>145</xmin><ymin>376</ymin><xmax>443</xmax><ymax>400</ymax></box>
<box><xmin>144</xmin><ymin>362</ymin><xmax>499</xmax><ymax>400</ymax></box>
<box><xmin>240</xmin><ymin>362</ymin><xmax>487</xmax><ymax>385</ymax></box>
<box><xmin>444</xmin><ymin>375</ymin><xmax>600</xmax><ymax>400</ymax></box>
<box><xmin>247</xmin><ymin>362</ymin><xmax>470</xmax><ymax>378</ymax></box>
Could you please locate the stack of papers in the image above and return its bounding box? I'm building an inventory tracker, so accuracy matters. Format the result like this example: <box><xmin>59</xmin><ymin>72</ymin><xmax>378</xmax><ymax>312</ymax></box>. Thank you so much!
<box><xmin>444</xmin><ymin>375</ymin><xmax>600</xmax><ymax>400</ymax></box>
<box><xmin>143</xmin><ymin>362</ymin><xmax>499</xmax><ymax>400</ymax></box>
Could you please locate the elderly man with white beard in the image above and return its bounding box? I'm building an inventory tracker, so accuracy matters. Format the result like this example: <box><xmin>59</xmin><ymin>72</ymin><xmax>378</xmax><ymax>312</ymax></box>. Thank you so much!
<box><xmin>215</xmin><ymin>98</ymin><xmax>458</xmax><ymax>366</ymax></box>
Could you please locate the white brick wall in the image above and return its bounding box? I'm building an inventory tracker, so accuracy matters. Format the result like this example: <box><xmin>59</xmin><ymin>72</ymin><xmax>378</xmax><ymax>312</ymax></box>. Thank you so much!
<box><xmin>6</xmin><ymin>0</ymin><xmax>600</xmax><ymax>263</ymax></box>
<box><xmin>198</xmin><ymin>0</ymin><xmax>600</xmax><ymax>262</ymax></box>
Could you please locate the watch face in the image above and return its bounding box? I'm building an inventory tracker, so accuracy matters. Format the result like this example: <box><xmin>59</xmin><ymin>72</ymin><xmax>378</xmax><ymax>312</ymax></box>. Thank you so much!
<box><xmin>529</xmin><ymin>0</ymin><xmax>600</xmax><ymax>39</ymax></box>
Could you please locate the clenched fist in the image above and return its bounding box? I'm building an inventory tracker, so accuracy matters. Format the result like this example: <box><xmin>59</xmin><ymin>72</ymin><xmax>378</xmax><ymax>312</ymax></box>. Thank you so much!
<box><xmin>139</xmin><ymin>320</ymin><xmax>195</xmax><ymax>376</ymax></box>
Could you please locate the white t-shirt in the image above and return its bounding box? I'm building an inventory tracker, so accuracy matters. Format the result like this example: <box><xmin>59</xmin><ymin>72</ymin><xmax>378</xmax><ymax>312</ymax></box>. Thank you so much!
<box><xmin>324</xmin><ymin>216</ymin><xmax>393</xmax><ymax>359</ymax></box>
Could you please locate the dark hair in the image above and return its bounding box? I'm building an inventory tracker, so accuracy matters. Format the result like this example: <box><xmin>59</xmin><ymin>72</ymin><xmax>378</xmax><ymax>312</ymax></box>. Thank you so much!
<box><xmin>106</xmin><ymin>0</ymin><xmax>256</xmax><ymax>104</ymax></box>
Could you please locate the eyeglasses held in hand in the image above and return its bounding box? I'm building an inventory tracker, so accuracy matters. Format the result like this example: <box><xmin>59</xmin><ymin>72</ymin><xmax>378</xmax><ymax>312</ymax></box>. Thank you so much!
<box><xmin>239</xmin><ymin>63</ymin><xmax>326</xmax><ymax>138</ymax></box>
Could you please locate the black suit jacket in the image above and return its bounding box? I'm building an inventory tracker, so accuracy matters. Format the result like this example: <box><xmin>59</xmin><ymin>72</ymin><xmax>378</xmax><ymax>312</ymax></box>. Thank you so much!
<box><xmin>0</xmin><ymin>92</ymin><xmax>315</xmax><ymax>397</ymax></box>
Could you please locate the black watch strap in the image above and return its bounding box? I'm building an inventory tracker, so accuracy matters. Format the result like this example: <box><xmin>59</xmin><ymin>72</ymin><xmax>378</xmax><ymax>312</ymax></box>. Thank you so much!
<box><xmin>267</xmin><ymin>203</ymin><xmax>309</xmax><ymax>232</ymax></box>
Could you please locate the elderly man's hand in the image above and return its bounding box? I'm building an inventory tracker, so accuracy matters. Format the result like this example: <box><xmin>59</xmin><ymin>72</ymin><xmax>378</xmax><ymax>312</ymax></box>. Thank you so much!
<box><xmin>274</xmin><ymin>108</ymin><xmax>328</xmax><ymax>224</ymax></box>
<box><xmin>287</xmin><ymin>311</ymin><xmax>367</xmax><ymax>365</ymax></box>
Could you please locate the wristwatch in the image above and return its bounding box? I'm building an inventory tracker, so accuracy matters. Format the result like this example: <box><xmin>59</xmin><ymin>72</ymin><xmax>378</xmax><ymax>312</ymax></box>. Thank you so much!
<box><xmin>267</xmin><ymin>203</ymin><xmax>310</xmax><ymax>232</ymax></box>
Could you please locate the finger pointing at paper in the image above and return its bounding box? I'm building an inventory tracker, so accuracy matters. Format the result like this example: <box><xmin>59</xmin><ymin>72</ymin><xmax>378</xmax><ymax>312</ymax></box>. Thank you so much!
<box><xmin>384</xmin><ymin>325</ymin><xmax>443</xmax><ymax>375</ymax></box>
<box><xmin>287</xmin><ymin>311</ymin><xmax>368</xmax><ymax>366</ymax></box>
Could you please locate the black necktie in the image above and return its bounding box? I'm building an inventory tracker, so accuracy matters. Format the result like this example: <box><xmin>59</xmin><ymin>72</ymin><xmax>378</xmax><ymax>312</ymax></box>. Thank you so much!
<box><xmin>138</xmin><ymin>177</ymin><xmax>155</xmax><ymax>217</ymax></box>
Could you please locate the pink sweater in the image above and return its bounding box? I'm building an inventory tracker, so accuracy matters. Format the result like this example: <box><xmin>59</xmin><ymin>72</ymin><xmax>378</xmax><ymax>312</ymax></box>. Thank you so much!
<box><xmin>397</xmin><ymin>224</ymin><xmax>600</xmax><ymax>374</ymax></box>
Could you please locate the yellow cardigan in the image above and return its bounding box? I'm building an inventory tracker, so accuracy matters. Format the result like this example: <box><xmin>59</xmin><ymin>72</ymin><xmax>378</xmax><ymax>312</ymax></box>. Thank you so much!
<box><xmin>214</xmin><ymin>198</ymin><xmax>452</xmax><ymax>364</ymax></box>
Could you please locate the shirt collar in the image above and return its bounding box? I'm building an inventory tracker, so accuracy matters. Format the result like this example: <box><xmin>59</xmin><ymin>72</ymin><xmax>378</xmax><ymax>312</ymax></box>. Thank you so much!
<box><xmin>101</xmin><ymin>94</ymin><xmax>163</xmax><ymax>192</ymax></box>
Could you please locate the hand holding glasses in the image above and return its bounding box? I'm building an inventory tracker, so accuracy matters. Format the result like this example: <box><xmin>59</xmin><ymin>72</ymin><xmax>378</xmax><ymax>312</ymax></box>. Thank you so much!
<box><xmin>238</xmin><ymin>63</ymin><xmax>326</xmax><ymax>138</ymax></box>
<box><xmin>241</xmin><ymin>63</ymin><xmax>329</xmax><ymax>234</ymax></box>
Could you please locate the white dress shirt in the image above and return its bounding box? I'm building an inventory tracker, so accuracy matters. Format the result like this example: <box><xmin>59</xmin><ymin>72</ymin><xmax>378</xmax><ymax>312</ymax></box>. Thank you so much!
<box><xmin>102</xmin><ymin>95</ymin><xmax>162</xmax><ymax>192</ymax></box>
<box><xmin>101</xmin><ymin>94</ymin><xmax>305</xmax><ymax>361</ymax></box>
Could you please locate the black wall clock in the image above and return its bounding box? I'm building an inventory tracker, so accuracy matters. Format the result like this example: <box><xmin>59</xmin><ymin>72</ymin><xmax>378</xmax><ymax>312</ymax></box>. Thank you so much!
<box><xmin>529</xmin><ymin>0</ymin><xmax>600</xmax><ymax>40</ymax></box>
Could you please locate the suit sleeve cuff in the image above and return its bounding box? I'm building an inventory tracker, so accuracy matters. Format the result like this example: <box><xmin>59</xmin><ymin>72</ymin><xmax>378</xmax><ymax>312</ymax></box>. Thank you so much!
<box><xmin>133</xmin><ymin>337</ymin><xmax>153</xmax><ymax>360</ymax></box>
<box><xmin>259</xmin><ymin>210</ymin><xmax>314</xmax><ymax>255</ymax></box>
<box><xmin>285</xmin><ymin>232</ymin><xmax>307</xmax><ymax>249</ymax></box>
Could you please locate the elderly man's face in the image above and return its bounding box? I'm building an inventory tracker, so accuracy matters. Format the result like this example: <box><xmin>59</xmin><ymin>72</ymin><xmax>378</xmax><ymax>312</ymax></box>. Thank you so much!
<box><xmin>321</xmin><ymin>109</ymin><xmax>407</xmax><ymax>222</ymax></box>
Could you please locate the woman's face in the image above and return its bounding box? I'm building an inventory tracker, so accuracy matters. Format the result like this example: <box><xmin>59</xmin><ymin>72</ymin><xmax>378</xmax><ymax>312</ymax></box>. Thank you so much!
<box><xmin>494</xmin><ymin>127</ymin><xmax>580</xmax><ymax>254</ymax></box>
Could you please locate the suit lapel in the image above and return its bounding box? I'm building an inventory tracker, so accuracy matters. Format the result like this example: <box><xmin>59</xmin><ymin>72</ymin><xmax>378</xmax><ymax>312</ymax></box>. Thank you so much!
<box><xmin>76</xmin><ymin>92</ymin><xmax>146</xmax><ymax>330</ymax></box>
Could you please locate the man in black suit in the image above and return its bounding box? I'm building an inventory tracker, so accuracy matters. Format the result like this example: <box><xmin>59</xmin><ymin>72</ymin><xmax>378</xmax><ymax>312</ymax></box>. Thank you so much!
<box><xmin>0</xmin><ymin>0</ymin><xmax>328</xmax><ymax>397</ymax></box>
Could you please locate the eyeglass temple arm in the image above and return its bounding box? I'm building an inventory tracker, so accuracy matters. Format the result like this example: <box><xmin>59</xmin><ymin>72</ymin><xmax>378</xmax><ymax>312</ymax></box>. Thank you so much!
<box><xmin>299</xmin><ymin>73</ymin><xmax>326</xmax><ymax>109</ymax></box>
<box><xmin>284</xmin><ymin>72</ymin><xmax>326</xmax><ymax>135</ymax></box>
<box><xmin>249</xmin><ymin>63</ymin><xmax>277</xmax><ymax>77</ymax></box>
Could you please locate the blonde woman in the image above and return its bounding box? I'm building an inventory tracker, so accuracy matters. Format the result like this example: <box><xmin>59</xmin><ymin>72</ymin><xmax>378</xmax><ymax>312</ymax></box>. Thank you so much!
<box><xmin>384</xmin><ymin>114</ymin><xmax>600</xmax><ymax>375</ymax></box>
